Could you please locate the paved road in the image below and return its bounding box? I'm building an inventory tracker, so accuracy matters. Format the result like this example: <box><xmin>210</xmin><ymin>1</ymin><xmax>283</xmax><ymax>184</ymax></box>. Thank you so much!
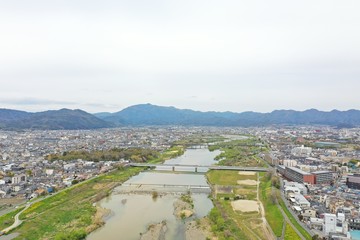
<box><xmin>130</xmin><ymin>163</ymin><xmax>269</xmax><ymax>172</ymax></box>
<box><xmin>1</xmin><ymin>204</ymin><xmax>30</xmax><ymax>234</ymax></box>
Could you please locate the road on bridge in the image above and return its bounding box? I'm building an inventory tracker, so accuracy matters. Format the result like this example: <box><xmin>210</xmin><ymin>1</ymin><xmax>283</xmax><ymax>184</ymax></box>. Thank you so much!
<box><xmin>129</xmin><ymin>163</ymin><xmax>268</xmax><ymax>172</ymax></box>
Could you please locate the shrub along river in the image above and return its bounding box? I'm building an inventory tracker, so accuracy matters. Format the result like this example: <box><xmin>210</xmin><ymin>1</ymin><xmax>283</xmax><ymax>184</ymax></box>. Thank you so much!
<box><xmin>87</xmin><ymin>148</ymin><xmax>221</xmax><ymax>240</ymax></box>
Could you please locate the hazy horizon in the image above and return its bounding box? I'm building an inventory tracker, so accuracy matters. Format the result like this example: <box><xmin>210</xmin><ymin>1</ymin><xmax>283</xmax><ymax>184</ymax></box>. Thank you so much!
<box><xmin>1</xmin><ymin>0</ymin><xmax>359</xmax><ymax>113</ymax></box>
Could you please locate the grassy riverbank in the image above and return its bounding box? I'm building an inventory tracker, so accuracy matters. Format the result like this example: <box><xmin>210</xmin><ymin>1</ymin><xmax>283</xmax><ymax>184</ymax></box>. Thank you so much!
<box><xmin>279</xmin><ymin>198</ymin><xmax>312</xmax><ymax>240</ymax></box>
<box><xmin>1</xmin><ymin>167</ymin><xmax>143</xmax><ymax>239</ymax></box>
<box><xmin>208</xmin><ymin>137</ymin><xmax>268</xmax><ymax>167</ymax></box>
<box><xmin>0</xmin><ymin>145</ymin><xmax>187</xmax><ymax>239</ymax></box>
<box><xmin>285</xmin><ymin>223</ymin><xmax>302</xmax><ymax>240</ymax></box>
<box><xmin>259</xmin><ymin>173</ymin><xmax>284</xmax><ymax>237</ymax></box>
<box><xmin>0</xmin><ymin>207</ymin><xmax>24</xmax><ymax>231</ymax></box>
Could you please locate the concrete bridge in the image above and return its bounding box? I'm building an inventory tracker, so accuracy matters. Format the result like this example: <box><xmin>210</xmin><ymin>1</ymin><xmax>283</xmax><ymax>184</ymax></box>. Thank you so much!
<box><xmin>173</xmin><ymin>144</ymin><xmax>209</xmax><ymax>149</ymax></box>
<box><xmin>129</xmin><ymin>163</ymin><xmax>268</xmax><ymax>172</ymax></box>
<box><xmin>122</xmin><ymin>182</ymin><xmax>210</xmax><ymax>189</ymax></box>
<box><xmin>115</xmin><ymin>183</ymin><xmax>212</xmax><ymax>194</ymax></box>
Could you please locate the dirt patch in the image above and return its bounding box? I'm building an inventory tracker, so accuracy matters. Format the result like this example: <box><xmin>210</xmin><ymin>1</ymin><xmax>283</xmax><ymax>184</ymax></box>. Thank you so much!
<box><xmin>140</xmin><ymin>221</ymin><xmax>167</xmax><ymax>240</ymax></box>
<box><xmin>186</xmin><ymin>218</ymin><xmax>216</xmax><ymax>240</ymax></box>
<box><xmin>180</xmin><ymin>210</ymin><xmax>193</xmax><ymax>218</ymax></box>
<box><xmin>238</xmin><ymin>171</ymin><xmax>256</xmax><ymax>176</ymax></box>
<box><xmin>92</xmin><ymin>183</ymin><xmax>105</xmax><ymax>190</ymax></box>
<box><xmin>173</xmin><ymin>199</ymin><xmax>193</xmax><ymax>219</ymax></box>
<box><xmin>237</xmin><ymin>180</ymin><xmax>258</xmax><ymax>186</ymax></box>
<box><xmin>231</xmin><ymin>200</ymin><xmax>259</xmax><ymax>213</ymax></box>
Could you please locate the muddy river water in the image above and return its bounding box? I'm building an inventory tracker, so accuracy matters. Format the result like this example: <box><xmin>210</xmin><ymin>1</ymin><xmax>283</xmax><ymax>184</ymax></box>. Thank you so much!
<box><xmin>87</xmin><ymin>148</ymin><xmax>220</xmax><ymax>240</ymax></box>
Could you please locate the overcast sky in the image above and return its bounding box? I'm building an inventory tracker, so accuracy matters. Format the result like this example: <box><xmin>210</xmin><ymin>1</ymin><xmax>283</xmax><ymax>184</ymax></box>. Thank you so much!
<box><xmin>1</xmin><ymin>0</ymin><xmax>359</xmax><ymax>113</ymax></box>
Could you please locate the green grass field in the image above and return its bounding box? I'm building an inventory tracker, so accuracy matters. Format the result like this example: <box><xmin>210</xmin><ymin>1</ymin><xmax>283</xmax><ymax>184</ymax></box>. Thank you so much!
<box><xmin>259</xmin><ymin>173</ymin><xmax>284</xmax><ymax>237</ymax></box>
<box><xmin>284</xmin><ymin>223</ymin><xmax>302</xmax><ymax>240</ymax></box>
<box><xmin>0</xmin><ymin>207</ymin><xmax>24</xmax><ymax>231</ymax></box>
<box><xmin>279</xmin><ymin>199</ymin><xmax>312</xmax><ymax>240</ymax></box>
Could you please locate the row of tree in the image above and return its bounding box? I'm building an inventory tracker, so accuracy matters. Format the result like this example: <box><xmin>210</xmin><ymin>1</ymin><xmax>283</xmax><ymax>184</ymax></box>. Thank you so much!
<box><xmin>46</xmin><ymin>148</ymin><xmax>160</xmax><ymax>163</ymax></box>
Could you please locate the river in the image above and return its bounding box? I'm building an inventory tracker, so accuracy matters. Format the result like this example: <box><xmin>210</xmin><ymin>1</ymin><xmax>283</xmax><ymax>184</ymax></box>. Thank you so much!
<box><xmin>87</xmin><ymin>148</ymin><xmax>220</xmax><ymax>240</ymax></box>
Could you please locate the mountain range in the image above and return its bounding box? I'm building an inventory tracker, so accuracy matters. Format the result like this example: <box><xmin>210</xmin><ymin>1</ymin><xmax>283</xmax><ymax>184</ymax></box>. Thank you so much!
<box><xmin>1</xmin><ymin>104</ymin><xmax>360</xmax><ymax>130</ymax></box>
<box><xmin>0</xmin><ymin>108</ymin><xmax>112</xmax><ymax>130</ymax></box>
<box><xmin>96</xmin><ymin>104</ymin><xmax>360</xmax><ymax>127</ymax></box>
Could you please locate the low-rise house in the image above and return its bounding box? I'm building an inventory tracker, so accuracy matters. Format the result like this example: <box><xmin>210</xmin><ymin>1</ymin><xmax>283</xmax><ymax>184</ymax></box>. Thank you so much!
<box><xmin>309</xmin><ymin>217</ymin><xmax>324</xmax><ymax>230</ymax></box>
<box><xmin>303</xmin><ymin>209</ymin><xmax>317</xmax><ymax>219</ymax></box>
<box><xmin>294</xmin><ymin>194</ymin><xmax>311</xmax><ymax>208</ymax></box>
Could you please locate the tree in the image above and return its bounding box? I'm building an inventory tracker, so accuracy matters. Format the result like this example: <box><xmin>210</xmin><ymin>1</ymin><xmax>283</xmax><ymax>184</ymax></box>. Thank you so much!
<box><xmin>26</xmin><ymin>169</ymin><xmax>33</xmax><ymax>176</ymax></box>
<box><xmin>312</xmin><ymin>234</ymin><xmax>320</xmax><ymax>240</ymax></box>
<box><xmin>71</xmin><ymin>179</ymin><xmax>79</xmax><ymax>185</ymax></box>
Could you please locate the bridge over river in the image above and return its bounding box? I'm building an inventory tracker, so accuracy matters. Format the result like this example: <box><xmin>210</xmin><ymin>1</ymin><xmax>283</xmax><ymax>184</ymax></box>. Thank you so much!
<box><xmin>129</xmin><ymin>163</ymin><xmax>268</xmax><ymax>172</ymax></box>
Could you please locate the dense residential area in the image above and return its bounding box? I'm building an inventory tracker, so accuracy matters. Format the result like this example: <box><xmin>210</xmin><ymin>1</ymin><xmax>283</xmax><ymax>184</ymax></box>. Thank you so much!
<box><xmin>259</xmin><ymin>126</ymin><xmax>360</xmax><ymax>240</ymax></box>
<box><xmin>1</xmin><ymin>126</ymin><xmax>360</xmax><ymax>239</ymax></box>
<box><xmin>0</xmin><ymin>127</ymin><xmax>196</xmax><ymax>205</ymax></box>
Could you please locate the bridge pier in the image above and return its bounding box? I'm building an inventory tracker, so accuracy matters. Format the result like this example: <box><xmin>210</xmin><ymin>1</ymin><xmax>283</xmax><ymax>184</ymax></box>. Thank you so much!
<box><xmin>195</xmin><ymin>167</ymin><xmax>198</xmax><ymax>173</ymax></box>
<box><xmin>172</xmin><ymin>166</ymin><xmax>175</xmax><ymax>171</ymax></box>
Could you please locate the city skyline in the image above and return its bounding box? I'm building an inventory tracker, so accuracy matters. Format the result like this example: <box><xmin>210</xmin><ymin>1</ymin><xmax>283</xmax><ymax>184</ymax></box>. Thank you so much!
<box><xmin>1</xmin><ymin>0</ymin><xmax>359</xmax><ymax>113</ymax></box>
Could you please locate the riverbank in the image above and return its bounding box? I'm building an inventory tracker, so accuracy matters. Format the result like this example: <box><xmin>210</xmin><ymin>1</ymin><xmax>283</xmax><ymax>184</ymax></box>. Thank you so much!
<box><xmin>0</xmin><ymin>145</ymin><xmax>188</xmax><ymax>239</ymax></box>
<box><xmin>0</xmin><ymin>167</ymin><xmax>144</xmax><ymax>240</ymax></box>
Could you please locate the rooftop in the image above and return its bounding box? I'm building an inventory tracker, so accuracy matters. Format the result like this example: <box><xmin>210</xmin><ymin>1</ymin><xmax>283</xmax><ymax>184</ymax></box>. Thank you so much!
<box><xmin>287</xmin><ymin>166</ymin><xmax>312</xmax><ymax>176</ymax></box>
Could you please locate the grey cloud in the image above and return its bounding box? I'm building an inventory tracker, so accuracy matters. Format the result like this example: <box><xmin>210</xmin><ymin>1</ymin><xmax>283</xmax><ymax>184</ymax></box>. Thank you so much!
<box><xmin>0</xmin><ymin>98</ymin><xmax>76</xmax><ymax>106</ymax></box>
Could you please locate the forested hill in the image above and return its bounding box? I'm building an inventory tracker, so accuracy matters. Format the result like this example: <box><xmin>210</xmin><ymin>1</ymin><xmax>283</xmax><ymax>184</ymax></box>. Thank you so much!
<box><xmin>0</xmin><ymin>108</ymin><xmax>112</xmax><ymax>130</ymax></box>
<box><xmin>96</xmin><ymin>104</ymin><xmax>360</xmax><ymax>127</ymax></box>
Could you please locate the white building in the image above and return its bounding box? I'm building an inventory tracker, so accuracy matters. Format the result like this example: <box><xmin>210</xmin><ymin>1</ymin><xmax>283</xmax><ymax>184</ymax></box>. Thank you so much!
<box><xmin>12</xmin><ymin>174</ymin><xmax>26</xmax><ymax>184</ymax></box>
<box><xmin>294</xmin><ymin>194</ymin><xmax>311</xmax><ymax>208</ymax></box>
<box><xmin>284</xmin><ymin>181</ymin><xmax>308</xmax><ymax>195</ymax></box>
<box><xmin>323</xmin><ymin>213</ymin><xmax>336</xmax><ymax>235</ymax></box>
<box><xmin>285</xmin><ymin>186</ymin><xmax>301</xmax><ymax>195</ymax></box>
<box><xmin>64</xmin><ymin>163</ymin><xmax>76</xmax><ymax>171</ymax></box>
<box><xmin>323</xmin><ymin>213</ymin><xmax>349</xmax><ymax>236</ymax></box>
<box><xmin>291</xmin><ymin>145</ymin><xmax>312</xmax><ymax>156</ymax></box>
<box><xmin>46</xmin><ymin>169</ymin><xmax>54</xmax><ymax>175</ymax></box>
<box><xmin>282</xmin><ymin>159</ymin><xmax>298</xmax><ymax>167</ymax></box>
